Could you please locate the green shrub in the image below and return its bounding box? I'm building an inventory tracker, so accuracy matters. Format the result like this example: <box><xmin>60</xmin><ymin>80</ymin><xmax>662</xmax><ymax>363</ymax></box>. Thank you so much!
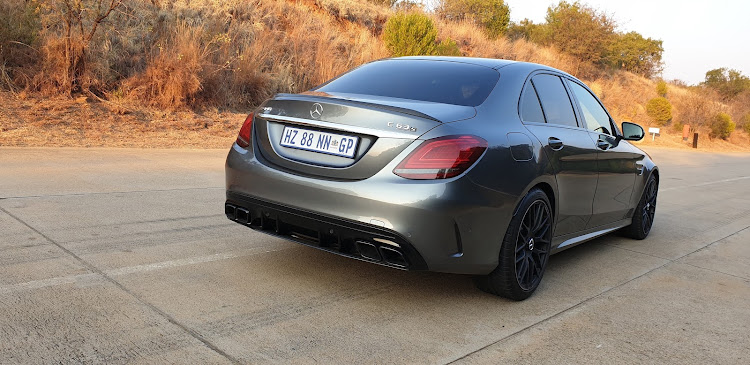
<box><xmin>383</xmin><ymin>12</ymin><xmax>438</xmax><ymax>57</ymax></box>
<box><xmin>672</xmin><ymin>121</ymin><xmax>683</xmax><ymax>133</ymax></box>
<box><xmin>656</xmin><ymin>80</ymin><xmax>668</xmax><ymax>97</ymax></box>
<box><xmin>743</xmin><ymin>114</ymin><xmax>750</xmax><ymax>134</ymax></box>
<box><xmin>709</xmin><ymin>112</ymin><xmax>735</xmax><ymax>140</ymax></box>
<box><xmin>436</xmin><ymin>38</ymin><xmax>461</xmax><ymax>56</ymax></box>
<box><xmin>439</xmin><ymin>0</ymin><xmax>511</xmax><ymax>38</ymax></box>
<box><xmin>383</xmin><ymin>12</ymin><xmax>459</xmax><ymax>57</ymax></box>
<box><xmin>645</xmin><ymin>97</ymin><xmax>672</xmax><ymax>126</ymax></box>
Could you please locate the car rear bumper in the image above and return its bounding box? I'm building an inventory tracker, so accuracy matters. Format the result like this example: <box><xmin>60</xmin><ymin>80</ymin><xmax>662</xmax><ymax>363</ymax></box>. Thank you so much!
<box><xmin>225</xmin><ymin>192</ymin><xmax>428</xmax><ymax>270</ymax></box>
<box><xmin>226</xmin><ymin>144</ymin><xmax>516</xmax><ymax>275</ymax></box>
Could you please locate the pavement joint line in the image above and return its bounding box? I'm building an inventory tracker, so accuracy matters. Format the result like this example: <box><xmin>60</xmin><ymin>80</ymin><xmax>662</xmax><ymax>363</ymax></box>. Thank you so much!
<box><xmin>18</xmin><ymin>214</ymin><xmax>229</xmax><ymax>241</ymax></box>
<box><xmin>602</xmin><ymin>243</ymin><xmax>671</xmax><ymax>261</ymax></box>
<box><xmin>675</xmin><ymin>262</ymin><xmax>750</xmax><ymax>282</ymax></box>
<box><xmin>444</xmin><ymin>224</ymin><xmax>750</xmax><ymax>364</ymax></box>
<box><xmin>659</xmin><ymin>175</ymin><xmax>750</xmax><ymax>191</ymax></box>
<box><xmin>0</xmin><ymin>186</ymin><xmax>224</xmax><ymax>200</ymax></box>
<box><xmin>0</xmin><ymin>246</ymin><xmax>291</xmax><ymax>294</ymax></box>
<box><xmin>0</xmin><ymin>206</ymin><xmax>243</xmax><ymax>365</ymax></box>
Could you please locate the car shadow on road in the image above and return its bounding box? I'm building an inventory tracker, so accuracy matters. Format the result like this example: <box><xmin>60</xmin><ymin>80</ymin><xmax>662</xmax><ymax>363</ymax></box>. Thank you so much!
<box><xmin>240</xmin><ymin>232</ymin><xmax>632</xmax><ymax>305</ymax></box>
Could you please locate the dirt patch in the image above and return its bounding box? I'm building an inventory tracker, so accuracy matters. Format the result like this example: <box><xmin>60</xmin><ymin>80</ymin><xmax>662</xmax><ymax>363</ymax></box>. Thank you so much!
<box><xmin>0</xmin><ymin>91</ymin><xmax>242</xmax><ymax>148</ymax></box>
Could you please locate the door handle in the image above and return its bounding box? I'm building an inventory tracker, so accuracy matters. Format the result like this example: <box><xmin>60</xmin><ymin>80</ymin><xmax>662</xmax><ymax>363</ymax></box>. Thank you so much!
<box><xmin>548</xmin><ymin>137</ymin><xmax>564</xmax><ymax>151</ymax></box>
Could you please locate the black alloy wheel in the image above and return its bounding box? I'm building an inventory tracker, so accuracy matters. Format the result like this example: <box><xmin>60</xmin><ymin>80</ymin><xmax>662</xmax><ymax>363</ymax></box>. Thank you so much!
<box><xmin>515</xmin><ymin>200</ymin><xmax>552</xmax><ymax>291</ymax></box>
<box><xmin>620</xmin><ymin>174</ymin><xmax>658</xmax><ymax>240</ymax></box>
<box><xmin>476</xmin><ymin>188</ymin><xmax>553</xmax><ymax>300</ymax></box>
<box><xmin>641</xmin><ymin>177</ymin><xmax>658</xmax><ymax>235</ymax></box>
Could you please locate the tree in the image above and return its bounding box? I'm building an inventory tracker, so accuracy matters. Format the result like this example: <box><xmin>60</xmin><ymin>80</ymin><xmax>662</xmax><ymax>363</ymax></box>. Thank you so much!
<box><xmin>703</xmin><ymin>68</ymin><xmax>750</xmax><ymax>100</ymax></box>
<box><xmin>539</xmin><ymin>1</ymin><xmax>616</xmax><ymax>66</ymax></box>
<box><xmin>438</xmin><ymin>0</ymin><xmax>511</xmax><ymax>38</ymax></box>
<box><xmin>645</xmin><ymin>97</ymin><xmax>672</xmax><ymax>126</ymax></box>
<box><xmin>506</xmin><ymin>18</ymin><xmax>545</xmax><ymax>42</ymax></box>
<box><xmin>606</xmin><ymin>31</ymin><xmax>663</xmax><ymax>78</ymax></box>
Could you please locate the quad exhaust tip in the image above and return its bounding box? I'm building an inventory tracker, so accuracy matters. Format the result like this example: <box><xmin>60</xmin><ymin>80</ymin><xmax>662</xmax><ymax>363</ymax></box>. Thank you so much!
<box><xmin>356</xmin><ymin>240</ymin><xmax>408</xmax><ymax>268</ymax></box>
<box><xmin>236</xmin><ymin>207</ymin><xmax>250</xmax><ymax>224</ymax></box>
<box><xmin>225</xmin><ymin>203</ymin><xmax>251</xmax><ymax>224</ymax></box>
<box><xmin>379</xmin><ymin>246</ymin><xmax>407</xmax><ymax>268</ymax></box>
<box><xmin>225</xmin><ymin>204</ymin><xmax>237</xmax><ymax>220</ymax></box>
<box><xmin>356</xmin><ymin>240</ymin><xmax>381</xmax><ymax>261</ymax></box>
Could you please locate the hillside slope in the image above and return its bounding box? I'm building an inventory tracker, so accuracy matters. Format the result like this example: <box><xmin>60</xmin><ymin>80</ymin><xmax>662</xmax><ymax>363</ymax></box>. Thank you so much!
<box><xmin>0</xmin><ymin>0</ymin><xmax>748</xmax><ymax>150</ymax></box>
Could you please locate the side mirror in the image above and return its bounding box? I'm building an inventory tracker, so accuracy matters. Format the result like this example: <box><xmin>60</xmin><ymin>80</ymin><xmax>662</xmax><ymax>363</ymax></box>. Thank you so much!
<box><xmin>621</xmin><ymin>122</ymin><xmax>645</xmax><ymax>141</ymax></box>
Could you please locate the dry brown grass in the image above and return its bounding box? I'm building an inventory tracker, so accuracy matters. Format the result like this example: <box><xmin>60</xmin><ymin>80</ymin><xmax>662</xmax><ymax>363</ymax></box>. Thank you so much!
<box><xmin>124</xmin><ymin>23</ymin><xmax>204</xmax><ymax>109</ymax></box>
<box><xmin>0</xmin><ymin>91</ymin><xmax>241</xmax><ymax>148</ymax></box>
<box><xmin>115</xmin><ymin>0</ymin><xmax>387</xmax><ymax>110</ymax></box>
<box><xmin>312</xmin><ymin>0</ymin><xmax>391</xmax><ymax>34</ymax></box>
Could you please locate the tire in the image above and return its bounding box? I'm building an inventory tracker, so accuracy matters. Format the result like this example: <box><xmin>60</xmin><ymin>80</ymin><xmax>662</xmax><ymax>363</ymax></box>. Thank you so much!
<box><xmin>476</xmin><ymin>188</ymin><xmax>553</xmax><ymax>301</ymax></box>
<box><xmin>620</xmin><ymin>174</ymin><xmax>658</xmax><ymax>240</ymax></box>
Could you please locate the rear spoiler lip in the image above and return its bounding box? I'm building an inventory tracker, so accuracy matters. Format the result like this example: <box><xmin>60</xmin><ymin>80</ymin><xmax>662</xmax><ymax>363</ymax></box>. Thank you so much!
<box><xmin>274</xmin><ymin>93</ymin><xmax>446</xmax><ymax>123</ymax></box>
<box><xmin>257</xmin><ymin>113</ymin><xmax>419</xmax><ymax>139</ymax></box>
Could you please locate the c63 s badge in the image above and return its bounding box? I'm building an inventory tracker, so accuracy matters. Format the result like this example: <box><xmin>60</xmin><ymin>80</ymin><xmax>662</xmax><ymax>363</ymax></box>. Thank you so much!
<box><xmin>387</xmin><ymin>122</ymin><xmax>417</xmax><ymax>132</ymax></box>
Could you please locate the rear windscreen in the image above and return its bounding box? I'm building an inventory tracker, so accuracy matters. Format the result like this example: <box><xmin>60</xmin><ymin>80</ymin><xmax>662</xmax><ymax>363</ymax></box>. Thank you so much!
<box><xmin>315</xmin><ymin>60</ymin><xmax>500</xmax><ymax>107</ymax></box>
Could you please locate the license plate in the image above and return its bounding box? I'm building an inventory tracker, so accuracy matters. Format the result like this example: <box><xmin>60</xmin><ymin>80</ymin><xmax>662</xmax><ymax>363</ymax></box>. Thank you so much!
<box><xmin>279</xmin><ymin>126</ymin><xmax>359</xmax><ymax>158</ymax></box>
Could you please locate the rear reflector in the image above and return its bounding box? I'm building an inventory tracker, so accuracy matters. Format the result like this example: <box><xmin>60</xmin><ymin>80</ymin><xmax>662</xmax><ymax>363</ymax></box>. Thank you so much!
<box><xmin>236</xmin><ymin>112</ymin><xmax>254</xmax><ymax>148</ymax></box>
<box><xmin>393</xmin><ymin>135</ymin><xmax>487</xmax><ymax>179</ymax></box>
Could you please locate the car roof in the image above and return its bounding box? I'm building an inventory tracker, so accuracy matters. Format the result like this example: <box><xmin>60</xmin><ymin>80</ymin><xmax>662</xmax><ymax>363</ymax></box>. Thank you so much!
<box><xmin>389</xmin><ymin>56</ymin><xmax>576</xmax><ymax>79</ymax></box>
<box><xmin>392</xmin><ymin>56</ymin><xmax>516</xmax><ymax>69</ymax></box>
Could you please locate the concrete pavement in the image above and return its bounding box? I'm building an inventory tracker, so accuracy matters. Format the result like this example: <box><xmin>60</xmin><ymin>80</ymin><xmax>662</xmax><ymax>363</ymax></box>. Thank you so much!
<box><xmin>0</xmin><ymin>147</ymin><xmax>749</xmax><ymax>364</ymax></box>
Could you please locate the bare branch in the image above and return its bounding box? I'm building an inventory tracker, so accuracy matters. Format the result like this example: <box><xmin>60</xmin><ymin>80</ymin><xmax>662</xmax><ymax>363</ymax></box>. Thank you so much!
<box><xmin>85</xmin><ymin>0</ymin><xmax>123</xmax><ymax>44</ymax></box>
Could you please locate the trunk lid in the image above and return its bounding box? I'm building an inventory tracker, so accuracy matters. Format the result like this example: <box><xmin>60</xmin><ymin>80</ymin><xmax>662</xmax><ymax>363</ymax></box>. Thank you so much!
<box><xmin>253</xmin><ymin>93</ymin><xmax>475</xmax><ymax>180</ymax></box>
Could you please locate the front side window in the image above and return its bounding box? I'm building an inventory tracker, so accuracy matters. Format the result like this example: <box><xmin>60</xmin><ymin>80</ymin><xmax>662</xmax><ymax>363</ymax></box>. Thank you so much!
<box><xmin>568</xmin><ymin>81</ymin><xmax>613</xmax><ymax>135</ymax></box>
<box><xmin>531</xmin><ymin>74</ymin><xmax>578</xmax><ymax>127</ymax></box>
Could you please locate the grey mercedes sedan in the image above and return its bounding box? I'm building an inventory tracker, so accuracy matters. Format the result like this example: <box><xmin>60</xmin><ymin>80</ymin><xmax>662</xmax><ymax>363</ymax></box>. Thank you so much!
<box><xmin>225</xmin><ymin>57</ymin><xmax>658</xmax><ymax>300</ymax></box>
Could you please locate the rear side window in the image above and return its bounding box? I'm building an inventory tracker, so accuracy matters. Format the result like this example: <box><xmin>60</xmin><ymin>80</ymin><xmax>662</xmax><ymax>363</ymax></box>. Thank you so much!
<box><xmin>531</xmin><ymin>74</ymin><xmax>578</xmax><ymax>127</ymax></box>
<box><xmin>315</xmin><ymin>60</ymin><xmax>500</xmax><ymax>107</ymax></box>
<box><xmin>519</xmin><ymin>83</ymin><xmax>545</xmax><ymax>123</ymax></box>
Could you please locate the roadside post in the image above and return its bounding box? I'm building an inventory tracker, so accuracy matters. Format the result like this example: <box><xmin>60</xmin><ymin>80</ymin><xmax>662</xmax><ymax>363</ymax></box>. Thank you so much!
<box><xmin>693</xmin><ymin>133</ymin><xmax>699</xmax><ymax>149</ymax></box>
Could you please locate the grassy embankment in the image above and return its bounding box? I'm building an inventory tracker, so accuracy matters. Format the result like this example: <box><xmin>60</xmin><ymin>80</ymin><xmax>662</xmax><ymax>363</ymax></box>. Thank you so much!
<box><xmin>0</xmin><ymin>0</ymin><xmax>748</xmax><ymax>151</ymax></box>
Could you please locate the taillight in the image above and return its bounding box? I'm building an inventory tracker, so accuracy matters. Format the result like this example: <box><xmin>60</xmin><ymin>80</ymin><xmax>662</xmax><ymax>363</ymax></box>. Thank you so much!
<box><xmin>393</xmin><ymin>135</ymin><xmax>488</xmax><ymax>179</ymax></box>
<box><xmin>236</xmin><ymin>112</ymin><xmax>254</xmax><ymax>148</ymax></box>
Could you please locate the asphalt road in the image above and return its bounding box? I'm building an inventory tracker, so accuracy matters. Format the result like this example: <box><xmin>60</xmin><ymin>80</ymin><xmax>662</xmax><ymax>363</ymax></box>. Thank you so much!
<box><xmin>1</xmin><ymin>147</ymin><xmax>749</xmax><ymax>364</ymax></box>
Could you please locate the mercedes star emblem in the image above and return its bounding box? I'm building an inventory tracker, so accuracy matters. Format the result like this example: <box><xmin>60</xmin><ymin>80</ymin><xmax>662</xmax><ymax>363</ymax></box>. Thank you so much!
<box><xmin>310</xmin><ymin>103</ymin><xmax>324</xmax><ymax>119</ymax></box>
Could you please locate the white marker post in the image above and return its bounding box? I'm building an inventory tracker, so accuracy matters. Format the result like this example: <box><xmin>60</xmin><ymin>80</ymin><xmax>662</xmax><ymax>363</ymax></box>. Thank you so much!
<box><xmin>648</xmin><ymin>127</ymin><xmax>660</xmax><ymax>141</ymax></box>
